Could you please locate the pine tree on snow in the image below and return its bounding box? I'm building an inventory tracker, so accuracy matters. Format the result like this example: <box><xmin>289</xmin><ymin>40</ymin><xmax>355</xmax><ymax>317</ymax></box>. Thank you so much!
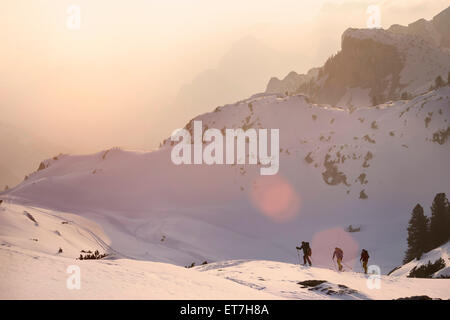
<box><xmin>429</xmin><ymin>193</ymin><xmax>449</xmax><ymax>249</ymax></box>
<box><xmin>404</xmin><ymin>204</ymin><xmax>429</xmax><ymax>263</ymax></box>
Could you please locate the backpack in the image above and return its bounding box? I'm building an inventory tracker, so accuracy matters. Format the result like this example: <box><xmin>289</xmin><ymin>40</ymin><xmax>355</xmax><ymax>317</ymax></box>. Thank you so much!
<box><xmin>335</xmin><ymin>248</ymin><xmax>343</xmax><ymax>259</ymax></box>
<box><xmin>305</xmin><ymin>242</ymin><xmax>312</xmax><ymax>256</ymax></box>
<box><xmin>361</xmin><ymin>249</ymin><xmax>369</xmax><ymax>260</ymax></box>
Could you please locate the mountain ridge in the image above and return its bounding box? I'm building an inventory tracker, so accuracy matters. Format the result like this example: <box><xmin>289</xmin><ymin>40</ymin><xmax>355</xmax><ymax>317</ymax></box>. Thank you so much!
<box><xmin>3</xmin><ymin>87</ymin><xmax>449</xmax><ymax>271</ymax></box>
<box><xmin>266</xmin><ymin>6</ymin><xmax>450</xmax><ymax>108</ymax></box>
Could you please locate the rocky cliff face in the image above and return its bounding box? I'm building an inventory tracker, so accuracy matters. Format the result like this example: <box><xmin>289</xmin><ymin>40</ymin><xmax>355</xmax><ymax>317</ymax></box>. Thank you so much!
<box><xmin>266</xmin><ymin>7</ymin><xmax>450</xmax><ymax>109</ymax></box>
<box><xmin>389</xmin><ymin>6</ymin><xmax>450</xmax><ymax>54</ymax></box>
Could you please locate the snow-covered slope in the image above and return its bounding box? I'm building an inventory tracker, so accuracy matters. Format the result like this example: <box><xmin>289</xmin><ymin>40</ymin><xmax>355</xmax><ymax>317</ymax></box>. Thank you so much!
<box><xmin>197</xmin><ymin>260</ymin><xmax>450</xmax><ymax>300</ymax></box>
<box><xmin>266</xmin><ymin>7</ymin><xmax>450</xmax><ymax>108</ymax></box>
<box><xmin>2</xmin><ymin>87</ymin><xmax>449</xmax><ymax>273</ymax></box>
<box><xmin>0</xmin><ymin>211</ymin><xmax>276</xmax><ymax>300</ymax></box>
<box><xmin>0</xmin><ymin>202</ymin><xmax>276</xmax><ymax>299</ymax></box>
<box><xmin>1</xmin><ymin>203</ymin><xmax>448</xmax><ymax>299</ymax></box>
<box><xmin>389</xmin><ymin>242</ymin><xmax>450</xmax><ymax>279</ymax></box>
<box><xmin>0</xmin><ymin>203</ymin><xmax>109</xmax><ymax>259</ymax></box>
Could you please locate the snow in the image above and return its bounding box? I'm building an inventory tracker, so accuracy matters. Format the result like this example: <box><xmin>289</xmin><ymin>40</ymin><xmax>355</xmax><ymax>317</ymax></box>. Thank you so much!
<box><xmin>389</xmin><ymin>242</ymin><xmax>450</xmax><ymax>278</ymax></box>
<box><xmin>2</xmin><ymin>88</ymin><xmax>450</xmax><ymax>274</ymax></box>
<box><xmin>1</xmin><ymin>83</ymin><xmax>449</xmax><ymax>299</ymax></box>
<box><xmin>0</xmin><ymin>203</ymin><xmax>277</xmax><ymax>299</ymax></box>
<box><xmin>434</xmin><ymin>266</ymin><xmax>450</xmax><ymax>278</ymax></box>
<box><xmin>197</xmin><ymin>260</ymin><xmax>450</xmax><ymax>300</ymax></box>
<box><xmin>0</xmin><ymin>246</ymin><xmax>278</xmax><ymax>300</ymax></box>
<box><xmin>1</xmin><ymin>7</ymin><xmax>449</xmax><ymax>300</ymax></box>
<box><xmin>1</xmin><ymin>203</ymin><xmax>448</xmax><ymax>300</ymax></box>
<box><xmin>337</xmin><ymin>87</ymin><xmax>372</xmax><ymax>108</ymax></box>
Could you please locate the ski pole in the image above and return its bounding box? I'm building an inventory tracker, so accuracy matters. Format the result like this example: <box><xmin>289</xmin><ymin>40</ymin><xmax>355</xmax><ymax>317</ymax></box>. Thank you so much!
<box><xmin>343</xmin><ymin>261</ymin><xmax>353</xmax><ymax>271</ymax></box>
<box><xmin>331</xmin><ymin>258</ymin><xmax>337</xmax><ymax>271</ymax></box>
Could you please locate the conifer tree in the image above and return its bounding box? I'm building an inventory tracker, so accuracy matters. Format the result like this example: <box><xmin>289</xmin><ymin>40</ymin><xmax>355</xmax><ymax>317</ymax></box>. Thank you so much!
<box><xmin>435</xmin><ymin>75</ymin><xmax>444</xmax><ymax>88</ymax></box>
<box><xmin>429</xmin><ymin>193</ymin><xmax>449</xmax><ymax>248</ymax></box>
<box><xmin>404</xmin><ymin>204</ymin><xmax>429</xmax><ymax>263</ymax></box>
<box><xmin>447</xmin><ymin>199</ymin><xmax>450</xmax><ymax>242</ymax></box>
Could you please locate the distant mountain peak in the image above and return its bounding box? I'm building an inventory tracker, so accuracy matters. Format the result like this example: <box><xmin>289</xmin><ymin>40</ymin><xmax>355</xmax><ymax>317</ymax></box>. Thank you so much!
<box><xmin>266</xmin><ymin>6</ymin><xmax>450</xmax><ymax>109</ymax></box>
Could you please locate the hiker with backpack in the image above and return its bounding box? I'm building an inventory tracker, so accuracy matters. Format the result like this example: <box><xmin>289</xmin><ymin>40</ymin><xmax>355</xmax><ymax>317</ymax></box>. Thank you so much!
<box><xmin>332</xmin><ymin>247</ymin><xmax>344</xmax><ymax>271</ymax></box>
<box><xmin>360</xmin><ymin>249</ymin><xmax>370</xmax><ymax>274</ymax></box>
<box><xmin>296</xmin><ymin>241</ymin><xmax>312</xmax><ymax>266</ymax></box>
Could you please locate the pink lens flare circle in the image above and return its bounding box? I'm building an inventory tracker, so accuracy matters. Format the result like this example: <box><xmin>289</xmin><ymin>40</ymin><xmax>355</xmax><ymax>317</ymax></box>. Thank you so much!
<box><xmin>250</xmin><ymin>175</ymin><xmax>300</xmax><ymax>223</ymax></box>
<box><xmin>311</xmin><ymin>227</ymin><xmax>360</xmax><ymax>269</ymax></box>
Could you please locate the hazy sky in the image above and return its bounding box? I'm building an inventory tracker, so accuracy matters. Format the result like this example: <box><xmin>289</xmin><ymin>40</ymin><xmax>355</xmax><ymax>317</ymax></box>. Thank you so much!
<box><xmin>1</xmin><ymin>0</ymin><xmax>449</xmax><ymax>153</ymax></box>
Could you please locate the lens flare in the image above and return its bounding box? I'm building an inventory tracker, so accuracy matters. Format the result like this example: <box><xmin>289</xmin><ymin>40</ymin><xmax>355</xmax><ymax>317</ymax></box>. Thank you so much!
<box><xmin>250</xmin><ymin>175</ymin><xmax>300</xmax><ymax>223</ymax></box>
<box><xmin>311</xmin><ymin>227</ymin><xmax>359</xmax><ymax>269</ymax></box>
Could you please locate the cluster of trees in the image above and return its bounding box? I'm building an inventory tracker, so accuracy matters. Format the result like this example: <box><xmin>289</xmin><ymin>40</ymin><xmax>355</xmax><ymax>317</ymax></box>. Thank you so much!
<box><xmin>408</xmin><ymin>258</ymin><xmax>446</xmax><ymax>278</ymax></box>
<box><xmin>404</xmin><ymin>193</ymin><xmax>450</xmax><ymax>263</ymax></box>
<box><xmin>429</xmin><ymin>73</ymin><xmax>450</xmax><ymax>91</ymax></box>
<box><xmin>401</xmin><ymin>73</ymin><xmax>450</xmax><ymax>101</ymax></box>
<box><xmin>433</xmin><ymin>74</ymin><xmax>448</xmax><ymax>88</ymax></box>
<box><xmin>79</xmin><ymin>250</ymin><xmax>108</xmax><ymax>260</ymax></box>
<box><xmin>401</xmin><ymin>91</ymin><xmax>412</xmax><ymax>100</ymax></box>
<box><xmin>185</xmin><ymin>261</ymin><xmax>208</xmax><ymax>268</ymax></box>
